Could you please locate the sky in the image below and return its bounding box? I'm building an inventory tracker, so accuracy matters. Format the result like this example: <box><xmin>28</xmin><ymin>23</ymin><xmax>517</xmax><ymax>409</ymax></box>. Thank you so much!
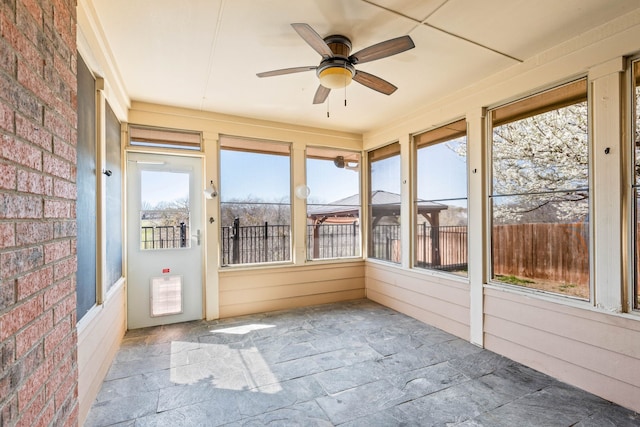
<box><xmin>416</xmin><ymin>139</ymin><xmax>467</xmax><ymax>204</ymax></box>
<box><xmin>220</xmin><ymin>150</ymin><xmax>291</xmax><ymax>203</ymax></box>
<box><xmin>141</xmin><ymin>170</ymin><xmax>190</xmax><ymax>207</ymax></box>
<box><xmin>140</xmin><ymin>140</ymin><xmax>468</xmax><ymax>208</ymax></box>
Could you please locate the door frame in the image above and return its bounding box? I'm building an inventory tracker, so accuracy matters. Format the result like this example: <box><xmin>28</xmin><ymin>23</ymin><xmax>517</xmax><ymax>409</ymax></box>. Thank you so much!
<box><xmin>124</xmin><ymin>148</ymin><xmax>207</xmax><ymax>328</ymax></box>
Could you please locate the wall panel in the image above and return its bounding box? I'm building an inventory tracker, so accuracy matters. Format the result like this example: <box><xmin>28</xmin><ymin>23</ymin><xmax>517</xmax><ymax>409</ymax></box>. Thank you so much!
<box><xmin>365</xmin><ymin>263</ymin><xmax>470</xmax><ymax>340</ymax></box>
<box><xmin>77</xmin><ymin>281</ymin><xmax>127</xmax><ymax>424</ymax></box>
<box><xmin>484</xmin><ymin>287</ymin><xmax>640</xmax><ymax>412</ymax></box>
<box><xmin>219</xmin><ymin>262</ymin><xmax>365</xmax><ymax>318</ymax></box>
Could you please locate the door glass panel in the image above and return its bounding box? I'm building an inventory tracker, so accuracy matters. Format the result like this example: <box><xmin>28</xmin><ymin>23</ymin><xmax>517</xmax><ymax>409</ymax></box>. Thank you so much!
<box><xmin>140</xmin><ymin>170</ymin><xmax>191</xmax><ymax>250</ymax></box>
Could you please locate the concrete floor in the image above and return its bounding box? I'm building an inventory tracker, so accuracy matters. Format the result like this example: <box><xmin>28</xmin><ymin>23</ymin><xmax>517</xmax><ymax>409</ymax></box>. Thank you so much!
<box><xmin>85</xmin><ymin>300</ymin><xmax>639</xmax><ymax>426</ymax></box>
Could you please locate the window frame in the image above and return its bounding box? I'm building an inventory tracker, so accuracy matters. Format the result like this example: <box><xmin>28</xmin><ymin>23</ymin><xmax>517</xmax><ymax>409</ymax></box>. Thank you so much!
<box><xmin>367</xmin><ymin>141</ymin><xmax>402</xmax><ymax>264</ymax></box>
<box><xmin>630</xmin><ymin>56</ymin><xmax>640</xmax><ymax>312</ymax></box>
<box><xmin>305</xmin><ymin>146</ymin><xmax>362</xmax><ymax>261</ymax></box>
<box><xmin>218</xmin><ymin>135</ymin><xmax>293</xmax><ymax>267</ymax></box>
<box><xmin>412</xmin><ymin>118</ymin><xmax>469</xmax><ymax>277</ymax></box>
<box><xmin>487</xmin><ymin>78</ymin><xmax>592</xmax><ymax>301</ymax></box>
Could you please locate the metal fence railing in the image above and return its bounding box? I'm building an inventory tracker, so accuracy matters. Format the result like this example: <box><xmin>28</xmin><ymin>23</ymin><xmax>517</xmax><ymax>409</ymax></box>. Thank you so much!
<box><xmin>307</xmin><ymin>222</ymin><xmax>360</xmax><ymax>259</ymax></box>
<box><xmin>221</xmin><ymin>219</ymin><xmax>290</xmax><ymax>265</ymax></box>
<box><xmin>140</xmin><ymin>223</ymin><xmax>188</xmax><ymax>249</ymax></box>
<box><xmin>370</xmin><ymin>224</ymin><xmax>469</xmax><ymax>272</ymax></box>
<box><xmin>415</xmin><ymin>225</ymin><xmax>468</xmax><ymax>271</ymax></box>
<box><xmin>369</xmin><ymin>224</ymin><xmax>401</xmax><ymax>263</ymax></box>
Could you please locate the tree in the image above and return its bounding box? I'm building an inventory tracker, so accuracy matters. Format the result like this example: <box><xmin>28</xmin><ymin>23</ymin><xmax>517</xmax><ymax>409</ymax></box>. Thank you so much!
<box><xmin>450</xmin><ymin>102</ymin><xmax>589</xmax><ymax>223</ymax></box>
<box><xmin>141</xmin><ymin>197</ymin><xmax>190</xmax><ymax>227</ymax></box>
<box><xmin>220</xmin><ymin>196</ymin><xmax>290</xmax><ymax>227</ymax></box>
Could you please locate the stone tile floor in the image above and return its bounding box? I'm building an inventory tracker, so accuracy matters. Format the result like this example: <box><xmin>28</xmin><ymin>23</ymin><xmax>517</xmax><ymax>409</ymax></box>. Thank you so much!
<box><xmin>86</xmin><ymin>300</ymin><xmax>639</xmax><ymax>426</ymax></box>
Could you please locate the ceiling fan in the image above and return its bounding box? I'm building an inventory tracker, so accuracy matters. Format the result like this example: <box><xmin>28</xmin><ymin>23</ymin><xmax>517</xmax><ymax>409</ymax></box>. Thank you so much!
<box><xmin>257</xmin><ymin>23</ymin><xmax>415</xmax><ymax>104</ymax></box>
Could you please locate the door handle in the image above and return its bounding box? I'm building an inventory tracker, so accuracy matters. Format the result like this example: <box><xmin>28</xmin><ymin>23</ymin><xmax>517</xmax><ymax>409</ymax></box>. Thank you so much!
<box><xmin>192</xmin><ymin>229</ymin><xmax>201</xmax><ymax>246</ymax></box>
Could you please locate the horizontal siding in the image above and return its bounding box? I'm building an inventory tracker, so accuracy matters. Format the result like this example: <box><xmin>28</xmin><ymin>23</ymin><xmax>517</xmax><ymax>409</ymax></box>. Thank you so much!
<box><xmin>365</xmin><ymin>263</ymin><xmax>470</xmax><ymax>340</ymax></box>
<box><xmin>77</xmin><ymin>281</ymin><xmax>127</xmax><ymax>425</ymax></box>
<box><xmin>484</xmin><ymin>287</ymin><xmax>640</xmax><ymax>413</ymax></box>
<box><xmin>219</xmin><ymin>262</ymin><xmax>365</xmax><ymax>318</ymax></box>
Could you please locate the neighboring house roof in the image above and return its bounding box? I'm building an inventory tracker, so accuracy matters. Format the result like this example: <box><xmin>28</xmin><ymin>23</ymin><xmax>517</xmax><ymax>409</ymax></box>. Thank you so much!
<box><xmin>307</xmin><ymin>190</ymin><xmax>447</xmax><ymax>220</ymax></box>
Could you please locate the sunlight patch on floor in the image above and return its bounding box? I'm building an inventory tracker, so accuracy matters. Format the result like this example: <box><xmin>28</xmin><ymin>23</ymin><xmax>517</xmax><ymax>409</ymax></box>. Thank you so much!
<box><xmin>169</xmin><ymin>326</ymin><xmax>281</xmax><ymax>393</ymax></box>
<box><xmin>210</xmin><ymin>324</ymin><xmax>276</xmax><ymax>335</ymax></box>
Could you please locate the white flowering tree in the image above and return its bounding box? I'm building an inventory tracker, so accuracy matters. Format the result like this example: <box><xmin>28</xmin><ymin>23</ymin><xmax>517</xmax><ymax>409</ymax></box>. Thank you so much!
<box><xmin>451</xmin><ymin>102</ymin><xmax>589</xmax><ymax>223</ymax></box>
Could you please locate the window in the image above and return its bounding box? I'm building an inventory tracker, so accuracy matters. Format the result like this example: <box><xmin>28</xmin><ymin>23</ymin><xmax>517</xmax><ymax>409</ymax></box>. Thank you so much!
<box><xmin>104</xmin><ymin>101</ymin><xmax>123</xmax><ymax>292</ymax></box>
<box><xmin>633</xmin><ymin>59</ymin><xmax>640</xmax><ymax>309</ymax></box>
<box><xmin>139</xmin><ymin>170</ymin><xmax>191</xmax><ymax>250</ymax></box>
<box><xmin>306</xmin><ymin>147</ymin><xmax>361</xmax><ymax>260</ymax></box>
<box><xmin>414</xmin><ymin>119</ymin><xmax>468</xmax><ymax>275</ymax></box>
<box><xmin>76</xmin><ymin>55</ymin><xmax>97</xmax><ymax>319</ymax></box>
<box><xmin>129</xmin><ymin>126</ymin><xmax>202</xmax><ymax>151</ymax></box>
<box><xmin>368</xmin><ymin>142</ymin><xmax>402</xmax><ymax>263</ymax></box>
<box><xmin>219</xmin><ymin>136</ymin><xmax>291</xmax><ymax>265</ymax></box>
<box><xmin>490</xmin><ymin>79</ymin><xmax>590</xmax><ymax>299</ymax></box>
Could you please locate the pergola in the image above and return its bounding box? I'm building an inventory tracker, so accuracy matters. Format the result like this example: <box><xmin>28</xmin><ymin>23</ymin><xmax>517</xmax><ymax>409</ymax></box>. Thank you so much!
<box><xmin>307</xmin><ymin>190</ymin><xmax>448</xmax><ymax>261</ymax></box>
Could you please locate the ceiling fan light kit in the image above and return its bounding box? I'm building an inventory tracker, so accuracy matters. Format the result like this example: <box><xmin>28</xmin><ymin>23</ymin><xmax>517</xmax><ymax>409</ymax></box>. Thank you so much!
<box><xmin>318</xmin><ymin>64</ymin><xmax>354</xmax><ymax>89</ymax></box>
<box><xmin>257</xmin><ymin>23</ymin><xmax>415</xmax><ymax>104</ymax></box>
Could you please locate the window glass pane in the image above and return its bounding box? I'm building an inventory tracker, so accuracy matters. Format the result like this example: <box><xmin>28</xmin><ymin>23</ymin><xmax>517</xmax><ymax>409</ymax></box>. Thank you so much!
<box><xmin>140</xmin><ymin>171</ymin><xmax>190</xmax><ymax>250</ymax></box>
<box><xmin>415</xmin><ymin>120</ymin><xmax>468</xmax><ymax>276</ymax></box>
<box><xmin>220</xmin><ymin>137</ymin><xmax>291</xmax><ymax>265</ymax></box>
<box><xmin>306</xmin><ymin>147</ymin><xmax>361</xmax><ymax>260</ymax></box>
<box><xmin>491</xmin><ymin>80</ymin><xmax>589</xmax><ymax>299</ymax></box>
<box><xmin>369</xmin><ymin>143</ymin><xmax>401</xmax><ymax>263</ymax></box>
<box><xmin>76</xmin><ymin>54</ymin><xmax>97</xmax><ymax>320</ymax></box>
<box><xmin>492</xmin><ymin>196</ymin><xmax>589</xmax><ymax>298</ymax></box>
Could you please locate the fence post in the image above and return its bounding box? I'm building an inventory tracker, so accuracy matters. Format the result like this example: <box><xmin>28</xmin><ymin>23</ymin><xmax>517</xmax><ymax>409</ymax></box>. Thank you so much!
<box><xmin>431</xmin><ymin>221</ymin><xmax>441</xmax><ymax>267</ymax></box>
<box><xmin>422</xmin><ymin>222</ymin><xmax>427</xmax><ymax>267</ymax></box>
<box><xmin>232</xmin><ymin>217</ymin><xmax>240</xmax><ymax>264</ymax></box>
<box><xmin>386</xmin><ymin>236</ymin><xmax>390</xmax><ymax>261</ymax></box>
<box><xmin>352</xmin><ymin>221</ymin><xmax>356</xmax><ymax>257</ymax></box>
<box><xmin>264</xmin><ymin>221</ymin><xmax>268</xmax><ymax>262</ymax></box>
<box><xmin>179</xmin><ymin>222</ymin><xmax>186</xmax><ymax>247</ymax></box>
<box><xmin>313</xmin><ymin>222</ymin><xmax>321</xmax><ymax>259</ymax></box>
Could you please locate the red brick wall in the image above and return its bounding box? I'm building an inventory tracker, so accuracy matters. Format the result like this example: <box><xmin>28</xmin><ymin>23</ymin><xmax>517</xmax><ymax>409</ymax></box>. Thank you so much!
<box><xmin>0</xmin><ymin>0</ymin><xmax>78</xmax><ymax>425</ymax></box>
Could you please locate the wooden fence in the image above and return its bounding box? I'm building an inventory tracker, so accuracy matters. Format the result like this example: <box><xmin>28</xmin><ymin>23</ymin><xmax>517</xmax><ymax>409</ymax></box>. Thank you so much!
<box><xmin>492</xmin><ymin>222</ymin><xmax>589</xmax><ymax>287</ymax></box>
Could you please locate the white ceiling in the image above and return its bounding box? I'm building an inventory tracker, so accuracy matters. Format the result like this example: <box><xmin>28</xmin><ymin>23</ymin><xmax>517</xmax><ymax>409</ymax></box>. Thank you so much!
<box><xmin>89</xmin><ymin>0</ymin><xmax>640</xmax><ymax>133</ymax></box>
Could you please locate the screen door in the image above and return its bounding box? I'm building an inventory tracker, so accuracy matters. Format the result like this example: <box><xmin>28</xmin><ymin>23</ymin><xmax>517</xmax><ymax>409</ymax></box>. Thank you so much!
<box><xmin>126</xmin><ymin>152</ymin><xmax>204</xmax><ymax>329</ymax></box>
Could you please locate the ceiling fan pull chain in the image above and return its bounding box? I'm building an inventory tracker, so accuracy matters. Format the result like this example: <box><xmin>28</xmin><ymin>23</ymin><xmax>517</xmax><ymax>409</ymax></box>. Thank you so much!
<box><xmin>344</xmin><ymin>65</ymin><xmax>348</xmax><ymax>107</ymax></box>
<box><xmin>327</xmin><ymin>96</ymin><xmax>330</xmax><ymax>118</ymax></box>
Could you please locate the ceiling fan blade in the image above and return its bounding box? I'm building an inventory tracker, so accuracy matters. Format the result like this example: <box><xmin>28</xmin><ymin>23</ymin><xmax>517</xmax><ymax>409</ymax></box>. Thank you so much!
<box><xmin>291</xmin><ymin>23</ymin><xmax>334</xmax><ymax>58</ymax></box>
<box><xmin>349</xmin><ymin>35</ymin><xmax>415</xmax><ymax>64</ymax></box>
<box><xmin>313</xmin><ymin>85</ymin><xmax>331</xmax><ymax>104</ymax></box>
<box><xmin>256</xmin><ymin>66</ymin><xmax>317</xmax><ymax>78</ymax></box>
<box><xmin>353</xmin><ymin>70</ymin><xmax>397</xmax><ymax>95</ymax></box>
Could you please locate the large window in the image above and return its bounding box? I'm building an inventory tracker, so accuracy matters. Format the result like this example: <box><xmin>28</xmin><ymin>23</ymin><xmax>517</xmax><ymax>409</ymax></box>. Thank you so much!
<box><xmin>219</xmin><ymin>136</ymin><xmax>291</xmax><ymax>265</ymax></box>
<box><xmin>76</xmin><ymin>55</ymin><xmax>97</xmax><ymax>319</ymax></box>
<box><xmin>368</xmin><ymin>142</ymin><xmax>402</xmax><ymax>263</ymax></box>
<box><xmin>306</xmin><ymin>147</ymin><xmax>361</xmax><ymax>260</ymax></box>
<box><xmin>490</xmin><ymin>79</ymin><xmax>590</xmax><ymax>299</ymax></box>
<box><xmin>633</xmin><ymin>59</ymin><xmax>640</xmax><ymax>310</ymax></box>
<box><xmin>414</xmin><ymin>119</ymin><xmax>468</xmax><ymax>275</ymax></box>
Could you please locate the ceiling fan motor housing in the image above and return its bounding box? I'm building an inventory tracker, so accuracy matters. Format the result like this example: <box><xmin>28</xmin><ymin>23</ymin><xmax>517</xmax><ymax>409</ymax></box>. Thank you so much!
<box><xmin>317</xmin><ymin>35</ymin><xmax>356</xmax><ymax>89</ymax></box>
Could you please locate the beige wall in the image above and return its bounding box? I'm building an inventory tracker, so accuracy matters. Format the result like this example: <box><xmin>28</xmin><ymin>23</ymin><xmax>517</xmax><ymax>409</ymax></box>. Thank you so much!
<box><xmin>484</xmin><ymin>287</ymin><xmax>640</xmax><ymax>413</ymax></box>
<box><xmin>77</xmin><ymin>281</ymin><xmax>127</xmax><ymax>424</ymax></box>
<box><xmin>362</xmin><ymin>8</ymin><xmax>640</xmax><ymax>413</ymax></box>
<box><xmin>220</xmin><ymin>262</ymin><xmax>365</xmax><ymax>318</ymax></box>
<box><xmin>366</xmin><ymin>263</ymin><xmax>470</xmax><ymax>340</ymax></box>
